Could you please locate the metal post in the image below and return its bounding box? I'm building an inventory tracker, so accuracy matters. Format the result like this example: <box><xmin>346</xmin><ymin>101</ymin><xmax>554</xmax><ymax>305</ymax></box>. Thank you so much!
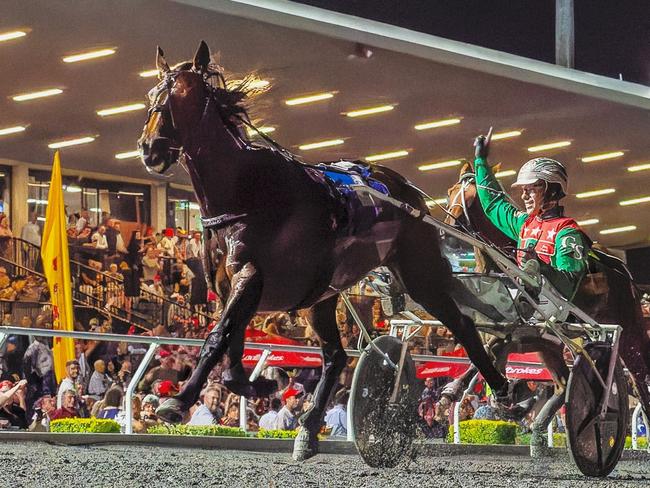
<box><xmin>555</xmin><ymin>0</ymin><xmax>575</xmax><ymax>68</ymax></box>
<box><xmin>547</xmin><ymin>420</ymin><xmax>554</xmax><ymax>447</ymax></box>
<box><xmin>239</xmin><ymin>349</ymin><xmax>271</xmax><ymax>432</ymax></box>
<box><xmin>125</xmin><ymin>343</ymin><xmax>158</xmax><ymax>434</ymax></box>
<box><xmin>454</xmin><ymin>372</ymin><xmax>479</xmax><ymax>444</ymax></box>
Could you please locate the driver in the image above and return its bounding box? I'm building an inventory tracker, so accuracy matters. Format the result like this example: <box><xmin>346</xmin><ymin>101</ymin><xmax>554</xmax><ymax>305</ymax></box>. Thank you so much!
<box><xmin>473</xmin><ymin>130</ymin><xmax>589</xmax><ymax>299</ymax></box>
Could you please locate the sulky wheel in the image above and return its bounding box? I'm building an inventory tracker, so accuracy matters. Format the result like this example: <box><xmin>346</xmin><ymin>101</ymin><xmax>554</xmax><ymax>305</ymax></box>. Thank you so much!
<box><xmin>566</xmin><ymin>342</ymin><xmax>628</xmax><ymax>477</ymax></box>
<box><xmin>350</xmin><ymin>335</ymin><xmax>421</xmax><ymax>468</ymax></box>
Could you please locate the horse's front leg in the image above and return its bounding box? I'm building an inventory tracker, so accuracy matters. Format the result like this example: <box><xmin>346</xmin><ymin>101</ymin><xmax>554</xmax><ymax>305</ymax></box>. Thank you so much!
<box><xmin>157</xmin><ymin>261</ymin><xmax>262</xmax><ymax>423</ymax></box>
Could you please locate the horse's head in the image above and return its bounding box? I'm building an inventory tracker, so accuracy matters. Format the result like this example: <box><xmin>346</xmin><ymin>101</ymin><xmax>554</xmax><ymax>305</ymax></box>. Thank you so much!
<box><xmin>445</xmin><ymin>162</ymin><xmax>501</xmax><ymax>226</ymax></box>
<box><xmin>138</xmin><ymin>41</ymin><xmax>247</xmax><ymax>174</ymax></box>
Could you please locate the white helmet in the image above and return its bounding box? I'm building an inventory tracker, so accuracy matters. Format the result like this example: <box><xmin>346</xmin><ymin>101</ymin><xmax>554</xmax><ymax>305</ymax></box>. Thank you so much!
<box><xmin>511</xmin><ymin>157</ymin><xmax>568</xmax><ymax>198</ymax></box>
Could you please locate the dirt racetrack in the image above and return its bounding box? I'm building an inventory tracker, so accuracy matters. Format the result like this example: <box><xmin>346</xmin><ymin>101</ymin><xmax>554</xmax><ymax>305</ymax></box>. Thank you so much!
<box><xmin>1</xmin><ymin>441</ymin><xmax>649</xmax><ymax>488</ymax></box>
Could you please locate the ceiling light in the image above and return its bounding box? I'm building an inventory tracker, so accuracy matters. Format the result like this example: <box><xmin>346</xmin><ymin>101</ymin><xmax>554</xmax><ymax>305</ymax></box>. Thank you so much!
<box><xmin>418</xmin><ymin>159</ymin><xmax>462</xmax><ymax>171</ymax></box>
<box><xmin>227</xmin><ymin>78</ymin><xmax>270</xmax><ymax>90</ymax></box>
<box><xmin>28</xmin><ymin>182</ymin><xmax>49</xmax><ymax>188</ymax></box>
<box><xmin>189</xmin><ymin>202</ymin><xmax>201</xmax><ymax>210</ymax></box>
<box><xmin>495</xmin><ymin>169</ymin><xmax>517</xmax><ymax>178</ymax></box>
<box><xmin>577</xmin><ymin>218</ymin><xmax>599</xmax><ymax>226</ymax></box>
<box><xmin>65</xmin><ymin>185</ymin><xmax>82</xmax><ymax>193</ymax></box>
<box><xmin>97</xmin><ymin>103</ymin><xmax>145</xmax><ymax>117</ymax></box>
<box><xmin>365</xmin><ymin>150</ymin><xmax>409</xmax><ymax>162</ymax></box>
<box><xmin>426</xmin><ymin>198</ymin><xmax>448</xmax><ymax>208</ymax></box>
<box><xmin>627</xmin><ymin>163</ymin><xmax>650</xmax><ymax>172</ymax></box>
<box><xmin>36</xmin><ymin>217</ymin><xmax>46</xmax><ymax>222</ymax></box>
<box><xmin>298</xmin><ymin>139</ymin><xmax>344</xmax><ymax>151</ymax></box>
<box><xmin>48</xmin><ymin>136</ymin><xmax>95</xmax><ymax>149</ymax></box>
<box><xmin>620</xmin><ymin>196</ymin><xmax>650</xmax><ymax>206</ymax></box>
<box><xmin>27</xmin><ymin>199</ymin><xmax>48</xmax><ymax>205</ymax></box>
<box><xmin>246</xmin><ymin>126</ymin><xmax>276</xmax><ymax>137</ymax></box>
<box><xmin>118</xmin><ymin>191</ymin><xmax>144</xmax><ymax>196</ymax></box>
<box><xmin>527</xmin><ymin>141</ymin><xmax>571</xmax><ymax>152</ymax></box>
<box><xmin>0</xmin><ymin>126</ymin><xmax>26</xmax><ymax>136</ymax></box>
<box><xmin>581</xmin><ymin>151</ymin><xmax>625</xmax><ymax>163</ymax></box>
<box><xmin>599</xmin><ymin>225</ymin><xmax>636</xmax><ymax>235</ymax></box>
<box><xmin>285</xmin><ymin>92</ymin><xmax>334</xmax><ymax>106</ymax></box>
<box><xmin>90</xmin><ymin>207</ymin><xmax>103</xmax><ymax>212</ymax></box>
<box><xmin>12</xmin><ymin>88</ymin><xmax>63</xmax><ymax>101</ymax></box>
<box><xmin>491</xmin><ymin>130</ymin><xmax>522</xmax><ymax>141</ymax></box>
<box><xmin>0</xmin><ymin>30</ymin><xmax>27</xmax><ymax>42</ymax></box>
<box><xmin>63</xmin><ymin>48</ymin><xmax>116</xmax><ymax>63</ymax></box>
<box><xmin>575</xmin><ymin>188</ymin><xmax>616</xmax><ymax>199</ymax></box>
<box><xmin>414</xmin><ymin>118</ymin><xmax>461</xmax><ymax>131</ymax></box>
<box><xmin>345</xmin><ymin>105</ymin><xmax>395</xmax><ymax>118</ymax></box>
<box><xmin>115</xmin><ymin>150</ymin><xmax>140</xmax><ymax>160</ymax></box>
<box><xmin>139</xmin><ymin>69</ymin><xmax>159</xmax><ymax>78</ymax></box>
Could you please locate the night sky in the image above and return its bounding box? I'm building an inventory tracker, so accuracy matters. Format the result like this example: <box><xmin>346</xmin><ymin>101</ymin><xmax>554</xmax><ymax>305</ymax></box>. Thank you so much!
<box><xmin>295</xmin><ymin>0</ymin><xmax>650</xmax><ymax>86</ymax></box>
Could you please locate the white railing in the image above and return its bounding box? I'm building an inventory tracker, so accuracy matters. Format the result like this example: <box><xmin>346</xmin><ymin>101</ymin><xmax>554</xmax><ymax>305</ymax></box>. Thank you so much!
<box><xmin>7</xmin><ymin>324</ymin><xmax>646</xmax><ymax>451</ymax></box>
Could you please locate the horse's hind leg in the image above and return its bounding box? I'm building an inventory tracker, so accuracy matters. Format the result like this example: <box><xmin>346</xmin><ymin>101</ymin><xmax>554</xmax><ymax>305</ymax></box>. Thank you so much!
<box><xmin>157</xmin><ymin>262</ymin><xmax>264</xmax><ymax>422</ymax></box>
<box><xmin>293</xmin><ymin>295</ymin><xmax>347</xmax><ymax>462</ymax></box>
<box><xmin>390</xmin><ymin>231</ymin><xmax>509</xmax><ymax>396</ymax></box>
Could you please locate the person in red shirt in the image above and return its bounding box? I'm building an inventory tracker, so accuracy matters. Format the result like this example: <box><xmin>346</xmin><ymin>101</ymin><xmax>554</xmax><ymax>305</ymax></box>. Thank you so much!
<box><xmin>50</xmin><ymin>389</ymin><xmax>80</xmax><ymax>420</ymax></box>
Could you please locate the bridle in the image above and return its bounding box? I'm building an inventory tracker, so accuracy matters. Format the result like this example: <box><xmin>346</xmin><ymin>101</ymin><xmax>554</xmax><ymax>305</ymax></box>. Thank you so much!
<box><xmin>447</xmin><ymin>171</ymin><xmax>475</xmax><ymax>229</ymax></box>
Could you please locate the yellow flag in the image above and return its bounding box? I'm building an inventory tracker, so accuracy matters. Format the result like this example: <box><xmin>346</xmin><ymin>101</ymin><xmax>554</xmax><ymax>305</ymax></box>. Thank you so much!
<box><xmin>41</xmin><ymin>151</ymin><xmax>75</xmax><ymax>383</ymax></box>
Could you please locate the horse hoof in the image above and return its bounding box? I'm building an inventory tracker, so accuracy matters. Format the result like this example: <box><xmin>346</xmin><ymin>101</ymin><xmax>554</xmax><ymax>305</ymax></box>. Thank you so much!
<box><xmin>292</xmin><ymin>428</ymin><xmax>318</xmax><ymax>462</ymax></box>
<box><xmin>155</xmin><ymin>398</ymin><xmax>186</xmax><ymax>424</ymax></box>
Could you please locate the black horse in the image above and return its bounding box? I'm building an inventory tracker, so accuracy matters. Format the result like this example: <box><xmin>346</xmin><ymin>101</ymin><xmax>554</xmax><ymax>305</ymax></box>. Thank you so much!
<box><xmin>138</xmin><ymin>41</ymin><xmax>558</xmax><ymax>460</ymax></box>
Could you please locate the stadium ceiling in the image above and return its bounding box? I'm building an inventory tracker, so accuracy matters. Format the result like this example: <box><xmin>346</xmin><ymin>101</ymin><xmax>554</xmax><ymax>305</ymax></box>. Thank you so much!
<box><xmin>1</xmin><ymin>0</ymin><xmax>649</xmax><ymax>248</ymax></box>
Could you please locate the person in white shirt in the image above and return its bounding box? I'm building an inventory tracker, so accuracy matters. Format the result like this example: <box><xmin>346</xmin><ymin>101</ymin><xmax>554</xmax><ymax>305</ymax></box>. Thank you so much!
<box><xmin>91</xmin><ymin>226</ymin><xmax>108</xmax><ymax>249</ymax></box>
<box><xmin>57</xmin><ymin>360</ymin><xmax>81</xmax><ymax>408</ymax></box>
<box><xmin>187</xmin><ymin>386</ymin><xmax>223</xmax><ymax>425</ymax></box>
<box><xmin>75</xmin><ymin>209</ymin><xmax>89</xmax><ymax>234</ymax></box>
<box><xmin>187</xmin><ymin>231</ymin><xmax>204</xmax><ymax>260</ymax></box>
<box><xmin>258</xmin><ymin>398</ymin><xmax>282</xmax><ymax>430</ymax></box>
<box><xmin>20</xmin><ymin>214</ymin><xmax>41</xmax><ymax>247</ymax></box>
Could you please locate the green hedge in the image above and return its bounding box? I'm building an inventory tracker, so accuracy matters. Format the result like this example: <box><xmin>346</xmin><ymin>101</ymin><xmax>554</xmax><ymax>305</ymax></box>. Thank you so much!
<box><xmin>50</xmin><ymin>418</ymin><xmax>120</xmax><ymax>433</ymax></box>
<box><xmin>517</xmin><ymin>432</ymin><xmax>567</xmax><ymax>448</ymax></box>
<box><xmin>447</xmin><ymin>420</ymin><xmax>518</xmax><ymax>445</ymax></box>
<box><xmin>146</xmin><ymin>424</ymin><xmax>247</xmax><ymax>437</ymax></box>
<box><xmin>625</xmin><ymin>435</ymin><xmax>648</xmax><ymax>449</ymax></box>
<box><xmin>256</xmin><ymin>429</ymin><xmax>298</xmax><ymax>439</ymax></box>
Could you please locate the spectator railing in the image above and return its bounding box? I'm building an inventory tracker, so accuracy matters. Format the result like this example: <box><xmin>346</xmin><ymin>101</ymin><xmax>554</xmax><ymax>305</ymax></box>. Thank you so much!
<box><xmin>0</xmin><ymin>325</ymin><xmax>554</xmax><ymax>439</ymax></box>
<box><xmin>3</xmin><ymin>236</ymin><xmax>41</xmax><ymax>272</ymax></box>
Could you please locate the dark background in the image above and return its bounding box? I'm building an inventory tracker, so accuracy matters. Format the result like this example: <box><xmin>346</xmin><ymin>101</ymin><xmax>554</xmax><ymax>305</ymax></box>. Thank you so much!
<box><xmin>296</xmin><ymin>0</ymin><xmax>650</xmax><ymax>86</ymax></box>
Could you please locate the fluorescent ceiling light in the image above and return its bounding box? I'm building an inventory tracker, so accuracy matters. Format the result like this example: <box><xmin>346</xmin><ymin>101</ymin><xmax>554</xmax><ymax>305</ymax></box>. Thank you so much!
<box><xmin>97</xmin><ymin>103</ymin><xmax>145</xmax><ymax>117</ymax></box>
<box><xmin>63</xmin><ymin>48</ymin><xmax>116</xmax><ymax>63</ymax></box>
<box><xmin>575</xmin><ymin>188</ymin><xmax>615</xmax><ymax>199</ymax></box>
<box><xmin>246</xmin><ymin>126</ymin><xmax>276</xmax><ymax>137</ymax></box>
<box><xmin>577</xmin><ymin>218</ymin><xmax>599</xmax><ymax>226</ymax></box>
<box><xmin>0</xmin><ymin>30</ymin><xmax>27</xmax><ymax>42</ymax></box>
<box><xmin>285</xmin><ymin>92</ymin><xmax>334</xmax><ymax>106</ymax></box>
<box><xmin>581</xmin><ymin>151</ymin><xmax>625</xmax><ymax>163</ymax></box>
<box><xmin>627</xmin><ymin>163</ymin><xmax>650</xmax><ymax>172</ymax></box>
<box><xmin>115</xmin><ymin>150</ymin><xmax>140</xmax><ymax>160</ymax></box>
<box><xmin>345</xmin><ymin>105</ymin><xmax>395</xmax><ymax>118</ymax></box>
<box><xmin>227</xmin><ymin>78</ymin><xmax>270</xmax><ymax>90</ymax></box>
<box><xmin>27</xmin><ymin>199</ymin><xmax>48</xmax><ymax>205</ymax></box>
<box><xmin>599</xmin><ymin>225</ymin><xmax>636</xmax><ymax>235</ymax></box>
<box><xmin>64</xmin><ymin>185</ymin><xmax>82</xmax><ymax>193</ymax></box>
<box><xmin>620</xmin><ymin>196</ymin><xmax>650</xmax><ymax>206</ymax></box>
<box><xmin>139</xmin><ymin>69</ymin><xmax>159</xmax><ymax>78</ymax></box>
<box><xmin>118</xmin><ymin>191</ymin><xmax>144</xmax><ymax>196</ymax></box>
<box><xmin>188</xmin><ymin>202</ymin><xmax>201</xmax><ymax>210</ymax></box>
<box><xmin>0</xmin><ymin>126</ymin><xmax>26</xmax><ymax>136</ymax></box>
<box><xmin>491</xmin><ymin>130</ymin><xmax>522</xmax><ymax>141</ymax></box>
<box><xmin>90</xmin><ymin>207</ymin><xmax>103</xmax><ymax>212</ymax></box>
<box><xmin>48</xmin><ymin>136</ymin><xmax>95</xmax><ymax>149</ymax></box>
<box><xmin>414</xmin><ymin>118</ymin><xmax>461</xmax><ymax>131</ymax></box>
<box><xmin>298</xmin><ymin>139</ymin><xmax>344</xmax><ymax>151</ymax></box>
<box><xmin>28</xmin><ymin>183</ymin><xmax>49</xmax><ymax>188</ymax></box>
<box><xmin>365</xmin><ymin>150</ymin><xmax>409</xmax><ymax>162</ymax></box>
<box><xmin>36</xmin><ymin>217</ymin><xmax>46</xmax><ymax>222</ymax></box>
<box><xmin>495</xmin><ymin>169</ymin><xmax>517</xmax><ymax>178</ymax></box>
<box><xmin>527</xmin><ymin>141</ymin><xmax>571</xmax><ymax>152</ymax></box>
<box><xmin>418</xmin><ymin>159</ymin><xmax>462</xmax><ymax>171</ymax></box>
<box><xmin>426</xmin><ymin>198</ymin><xmax>447</xmax><ymax>208</ymax></box>
<box><xmin>12</xmin><ymin>88</ymin><xmax>63</xmax><ymax>101</ymax></box>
